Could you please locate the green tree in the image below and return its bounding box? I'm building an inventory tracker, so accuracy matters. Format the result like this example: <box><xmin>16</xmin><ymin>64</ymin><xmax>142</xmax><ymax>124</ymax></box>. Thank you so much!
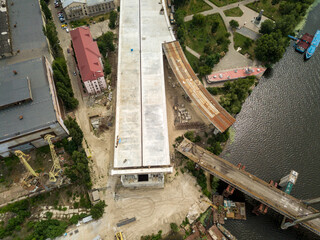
<box><xmin>275</xmin><ymin>15</ymin><xmax>296</xmax><ymax>36</ymax></box>
<box><xmin>64</xmin><ymin>117</ymin><xmax>83</xmax><ymax>147</ymax></box>
<box><xmin>97</xmin><ymin>32</ymin><xmax>115</xmax><ymax>57</ymax></box>
<box><xmin>229</xmin><ymin>20</ymin><xmax>239</xmax><ymax>29</ymax></box>
<box><xmin>40</xmin><ymin>0</ymin><xmax>52</xmax><ymax>21</ymax></box>
<box><xmin>170</xmin><ymin>223</ymin><xmax>179</xmax><ymax>233</ymax></box>
<box><xmin>65</xmin><ymin>151</ymin><xmax>92</xmax><ymax>189</ymax></box>
<box><xmin>259</xmin><ymin>19</ymin><xmax>275</xmax><ymax>34</ymax></box>
<box><xmin>192</xmin><ymin>14</ymin><xmax>205</xmax><ymax>26</ymax></box>
<box><xmin>211</xmin><ymin>21</ymin><xmax>219</xmax><ymax>33</ymax></box>
<box><xmin>109</xmin><ymin>11</ymin><xmax>118</xmax><ymax>29</ymax></box>
<box><xmin>104</xmin><ymin>58</ymin><xmax>111</xmax><ymax>75</ymax></box>
<box><xmin>90</xmin><ymin>201</ymin><xmax>106</xmax><ymax>219</ymax></box>
<box><xmin>254</xmin><ymin>31</ymin><xmax>285</xmax><ymax>65</ymax></box>
<box><xmin>198</xmin><ymin>65</ymin><xmax>212</xmax><ymax>77</ymax></box>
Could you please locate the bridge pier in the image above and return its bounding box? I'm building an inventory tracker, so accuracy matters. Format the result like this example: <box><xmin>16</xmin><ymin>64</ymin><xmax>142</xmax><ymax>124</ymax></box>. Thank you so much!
<box><xmin>281</xmin><ymin>213</ymin><xmax>320</xmax><ymax>230</ymax></box>
<box><xmin>302</xmin><ymin>197</ymin><xmax>320</xmax><ymax>205</ymax></box>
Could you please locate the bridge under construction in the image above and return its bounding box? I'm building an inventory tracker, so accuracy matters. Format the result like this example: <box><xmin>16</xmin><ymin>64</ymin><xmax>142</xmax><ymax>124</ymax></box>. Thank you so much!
<box><xmin>177</xmin><ymin>138</ymin><xmax>320</xmax><ymax>236</ymax></box>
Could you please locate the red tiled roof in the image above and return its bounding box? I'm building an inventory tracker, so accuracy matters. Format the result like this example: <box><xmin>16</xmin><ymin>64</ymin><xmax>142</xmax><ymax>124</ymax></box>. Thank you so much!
<box><xmin>70</xmin><ymin>27</ymin><xmax>104</xmax><ymax>82</ymax></box>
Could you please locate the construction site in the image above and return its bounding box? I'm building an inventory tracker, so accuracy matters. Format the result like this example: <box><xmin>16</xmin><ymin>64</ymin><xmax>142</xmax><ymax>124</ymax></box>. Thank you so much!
<box><xmin>1</xmin><ymin>0</ymin><xmax>320</xmax><ymax>239</ymax></box>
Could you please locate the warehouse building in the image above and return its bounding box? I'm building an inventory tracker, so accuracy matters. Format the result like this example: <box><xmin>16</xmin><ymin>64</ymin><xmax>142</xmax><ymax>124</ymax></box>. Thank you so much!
<box><xmin>0</xmin><ymin>0</ymin><xmax>68</xmax><ymax>157</ymax></box>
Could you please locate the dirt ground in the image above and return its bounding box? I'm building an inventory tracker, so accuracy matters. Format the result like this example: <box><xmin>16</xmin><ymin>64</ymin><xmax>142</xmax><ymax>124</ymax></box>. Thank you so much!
<box><xmin>50</xmin><ymin>2</ymin><xmax>211</xmax><ymax>239</ymax></box>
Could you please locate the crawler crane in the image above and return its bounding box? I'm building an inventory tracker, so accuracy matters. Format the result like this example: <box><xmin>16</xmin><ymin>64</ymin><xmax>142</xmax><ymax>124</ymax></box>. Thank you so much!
<box><xmin>14</xmin><ymin>150</ymin><xmax>39</xmax><ymax>188</ymax></box>
<box><xmin>44</xmin><ymin>134</ymin><xmax>62</xmax><ymax>182</ymax></box>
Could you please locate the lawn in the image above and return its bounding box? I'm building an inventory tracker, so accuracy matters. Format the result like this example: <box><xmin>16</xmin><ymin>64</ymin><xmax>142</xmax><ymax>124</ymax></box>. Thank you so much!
<box><xmin>233</xmin><ymin>32</ymin><xmax>255</xmax><ymax>59</ymax></box>
<box><xmin>223</xmin><ymin>7</ymin><xmax>243</xmax><ymax>17</ymax></box>
<box><xmin>70</xmin><ymin>12</ymin><xmax>110</xmax><ymax>28</ymax></box>
<box><xmin>209</xmin><ymin>0</ymin><xmax>239</xmax><ymax>7</ymax></box>
<box><xmin>184</xmin><ymin>13</ymin><xmax>229</xmax><ymax>56</ymax></box>
<box><xmin>246</xmin><ymin>0</ymin><xmax>281</xmax><ymax>21</ymax></box>
<box><xmin>185</xmin><ymin>50</ymin><xmax>200</xmax><ymax>73</ymax></box>
<box><xmin>179</xmin><ymin>0</ymin><xmax>212</xmax><ymax>15</ymax></box>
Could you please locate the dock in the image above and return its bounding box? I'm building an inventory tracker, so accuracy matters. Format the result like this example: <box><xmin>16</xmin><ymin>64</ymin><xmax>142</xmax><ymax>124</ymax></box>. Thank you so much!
<box><xmin>206</xmin><ymin>67</ymin><xmax>266</xmax><ymax>84</ymax></box>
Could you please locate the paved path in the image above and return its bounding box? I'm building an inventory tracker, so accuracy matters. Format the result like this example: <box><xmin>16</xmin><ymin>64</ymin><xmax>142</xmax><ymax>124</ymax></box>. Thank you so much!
<box><xmin>186</xmin><ymin>46</ymin><xmax>201</xmax><ymax>59</ymax></box>
<box><xmin>183</xmin><ymin>0</ymin><xmax>257</xmax><ymax>78</ymax></box>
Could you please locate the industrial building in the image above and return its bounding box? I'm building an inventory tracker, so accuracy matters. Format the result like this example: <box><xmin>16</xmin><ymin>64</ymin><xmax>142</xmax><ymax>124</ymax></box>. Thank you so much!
<box><xmin>0</xmin><ymin>0</ymin><xmax>68</xmax><ymax>157</ymax></box>
<box><xmin>0</xmin><ymin>1</ymin><xmax>12</xmax><ymax>58</ymax></box>
<box><xmin>70</xmin><ymin>27</ymin><xmax>107</xmax><ymax>95</ymax></box>
<box><xmin>111</xmin><ymin>0</ymin><xmax>175</xmax><ymax>187</ymax></box>
<box><xmin>61</xmin><ymin>0</ymin><xmax>115</xmax><ymax>20</ymax></box>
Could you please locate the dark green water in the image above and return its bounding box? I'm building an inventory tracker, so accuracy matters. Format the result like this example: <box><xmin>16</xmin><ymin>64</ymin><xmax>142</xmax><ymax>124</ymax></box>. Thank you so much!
<box><xmin>221</xmin><ymin>3</ymin><xmax>320</xmax><ymax>240</ymax></box>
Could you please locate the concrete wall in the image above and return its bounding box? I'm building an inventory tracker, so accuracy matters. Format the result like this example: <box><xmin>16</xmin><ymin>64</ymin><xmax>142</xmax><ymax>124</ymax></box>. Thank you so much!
<box><xmin>120</xmin><ymin>173</ymin><xmax>165</xmax><ymax>188</ymax></box>
<box><xmin>0</xmin><ymin>122</ymin><xmax>68</xmax><ymax>157</ymax></box>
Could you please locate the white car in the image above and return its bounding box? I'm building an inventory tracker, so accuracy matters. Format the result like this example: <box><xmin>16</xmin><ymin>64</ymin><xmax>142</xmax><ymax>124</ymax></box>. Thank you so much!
<box><xmin>66</xmin><ymin>28</ymin><xmax>69</xmax><ymax>33</ymax></box>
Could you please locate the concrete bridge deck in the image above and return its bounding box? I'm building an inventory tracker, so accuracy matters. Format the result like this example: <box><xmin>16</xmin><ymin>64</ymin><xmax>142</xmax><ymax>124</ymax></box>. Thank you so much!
<box><xmin>177</xmin><ymin>138</ymin><xmax>320</xmax><ymax>236</ymax></box>
<box><xmin>163</xmin><ymin>41</ymin><xmax>235</xmax><ymax>133</ymax></box>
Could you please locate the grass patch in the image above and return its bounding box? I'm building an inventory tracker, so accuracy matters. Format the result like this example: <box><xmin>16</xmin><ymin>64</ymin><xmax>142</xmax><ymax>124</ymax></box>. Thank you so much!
<box><xmin>179</xmin><ymin>0</ymin><xmax>212</xmax><ymax>15</ymax></box>
<box><xmin>184</xmin><ymin>50</ymin><xmax>200</xmax><ymax>73</ymax></box>
<box><xmin>185</xmin><ymin>13</ymin><xmax>229</xmax><ymax>56</ymax></box>
<box><xmin>209</xmin><ymin>0</ymin><xmax>239</xmax><ymax>7</ymax></box>
<box><xmin>233</xmin><ymin>32</ymin><xmax>255</xmax><ymax>59</ymax></box>
<box><xmin>246</xmin><ymin>0</ymin><xmax>281</xmax><ymax>21</ymax></box>
<box><xmin>70</xmin><ymin>13</ymin><xmax>110</xmax><ymax>28</ymax></box>
<box><xmin>223</xmin><ymin>7</ymin><xmax>243</xmax><ymax>17</ymax></box>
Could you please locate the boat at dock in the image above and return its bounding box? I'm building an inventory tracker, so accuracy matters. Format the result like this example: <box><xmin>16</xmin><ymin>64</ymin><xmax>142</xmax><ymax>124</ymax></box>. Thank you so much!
<box><xmin>288</xmin><ymin>33</ymin><xmax>313</xmax><ymax>53</ymax></box>
<box><xmin>306</xmin><ymin>30</ymin><xmax>320</xmax><ymax>59</ymax></box>
<box><xmin>217</xmin><ymin>223</ymin><xmax>237</xmax><ymax>240</ymax></box>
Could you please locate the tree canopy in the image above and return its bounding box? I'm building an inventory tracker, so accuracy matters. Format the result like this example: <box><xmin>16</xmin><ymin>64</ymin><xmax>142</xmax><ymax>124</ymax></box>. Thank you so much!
<box><xmin>254</xmin><ymin>31</ymin><xmax>285</xmax><ymax>65</ymax></box>
<box><xmin>229</xmin><ymin>19</ymin><xmax>239</xmax><ymax>29</ymax></box>
<box><xmin>259</xmin><ymin>19</ymin><xmax>275</xmax><ymax>35</ymax></box>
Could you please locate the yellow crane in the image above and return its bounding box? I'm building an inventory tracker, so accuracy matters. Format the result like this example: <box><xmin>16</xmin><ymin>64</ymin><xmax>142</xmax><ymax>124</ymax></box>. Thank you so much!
<box><xmin>14</xmin><ymin>150</ymin><xmax>39</xmax><ymax>188</ymax></box>
<box><xmin>115</xmin><ymin>232</ymin><xmax>124</xmax><ymax>240</ymax></box>
<box><xmin>44</xmin><ymin>134</ymin><xmax>62</xmax><ymax>182</ymax></box>
<box><xmin>201</xmin><ymin>199</ymin><xmax>218</xmax><ymax>210</ymax></box>
<box><xmin>14</xmin><ymin>150</ymin><xmax>39</xmax><ymax>178</ymax></box>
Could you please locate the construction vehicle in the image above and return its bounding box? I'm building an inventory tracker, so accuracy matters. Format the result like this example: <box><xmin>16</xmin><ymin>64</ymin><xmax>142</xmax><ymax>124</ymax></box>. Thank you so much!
<box><xmin>202</xmin><ymin>199</ymin><xmax>218</xmax><ymax>210</ymax></box>
<box><xmin>115</xmin><ymin>232</ymin><xmax>124</xmax><ymax>240</ymax></box>
<box><xmin>44</xmin><ymin>134</ymin><xmax>62</xmax><ymax>182</ymax></box>
<box><xmin>14</xmin><ymin>150</ymin><xmax>39</xmax><ymax>188</ymax></box>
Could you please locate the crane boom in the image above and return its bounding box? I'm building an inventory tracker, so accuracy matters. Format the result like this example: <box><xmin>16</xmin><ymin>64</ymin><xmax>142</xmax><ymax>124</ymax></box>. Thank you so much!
<box><xmin>14</xmin><ymin>150</ymin><xmax>39</xmax><ymax>177</ymax></box>
<box><xmin>44</xmin><ymin>134</ymin><xmax>62</xmax><ymax>182</ymax></box>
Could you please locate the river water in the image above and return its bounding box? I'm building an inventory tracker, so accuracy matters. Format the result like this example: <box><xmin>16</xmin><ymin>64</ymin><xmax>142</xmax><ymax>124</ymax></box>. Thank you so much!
<box><xmin>221</xmin><ymin>3</ymin><xmax>320</xmax><ymax>240</ymax></box>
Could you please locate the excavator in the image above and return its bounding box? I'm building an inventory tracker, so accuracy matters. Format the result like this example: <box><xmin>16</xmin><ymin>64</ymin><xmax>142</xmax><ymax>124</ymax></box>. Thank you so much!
<box><xmin>201</xmin><ymin>199</ymin><xmax>218</xmax><ymax>210</ymax></box>
<box><xmin>115</xmin><ymin>232</ymin><xmax>124</xmax><ymax>240</ymax></box>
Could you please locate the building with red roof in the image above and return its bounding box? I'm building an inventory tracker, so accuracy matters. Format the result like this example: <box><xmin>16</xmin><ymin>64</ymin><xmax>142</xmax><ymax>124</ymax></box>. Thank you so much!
<box><xmin>70</xmin><ymin>27</ymin><xmax>107</xmax><ymax>94</ymax></box>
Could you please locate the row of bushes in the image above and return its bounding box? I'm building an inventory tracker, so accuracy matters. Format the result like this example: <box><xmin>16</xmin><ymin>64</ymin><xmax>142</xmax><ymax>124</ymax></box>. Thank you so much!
<box><xmin>41</xmin><ymin>0</ymin><xmax>78</xmax><ymax>110</ymax></box>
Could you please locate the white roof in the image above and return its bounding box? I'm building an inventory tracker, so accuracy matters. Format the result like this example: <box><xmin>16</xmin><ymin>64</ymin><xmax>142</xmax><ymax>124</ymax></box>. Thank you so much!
<box><xmin>61</xmin><ymin>0</ymin><xmax>86</xmax><ymax>8</ymax></box>
<box><xmin>113</xmin><ymin>0</ymin><xmax>174</xmax><ymax>173</ymax></box>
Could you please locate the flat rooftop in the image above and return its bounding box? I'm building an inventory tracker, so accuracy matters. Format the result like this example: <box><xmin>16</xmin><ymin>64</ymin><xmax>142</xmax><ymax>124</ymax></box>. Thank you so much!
<box><xmin>113</xmin><ymin>0</ymin><xmax>174</xmax><ymax>174</ymax></box>
<box><xmin>0</xmin><ymin>0</ymin><xmax>49</xmax><ymax>67</ymax></box>
<box><xmin>0</xmin><ymin>58</ymin><xmax>57</xmax><ymax>141</ymax></box>
<box><xmin>0</xmin><ymin>77</ymin><xmax>32</xmax><ymax>109</ymax></box>
<box><xmin>0</xmin><ymin>0</ymin><xmax>57</xmax><ymax>142</ymax></box>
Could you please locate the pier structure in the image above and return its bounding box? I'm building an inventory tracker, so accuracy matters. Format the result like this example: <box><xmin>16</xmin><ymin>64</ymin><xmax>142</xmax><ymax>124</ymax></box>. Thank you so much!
<box><xmin>177</xmin><ymin>138</ymin><xmax>320</xmax><ymax>236</ymax></box>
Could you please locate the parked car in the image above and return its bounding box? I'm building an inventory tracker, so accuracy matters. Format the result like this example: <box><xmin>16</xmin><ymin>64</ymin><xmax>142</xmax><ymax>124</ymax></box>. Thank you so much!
<box><xmin>73</xmin><ymin>71</ymin><xmax>76</xmax><ymax>76</ymax></box>
<box><xmin>59</xmin><ymin>17</ymin><xmax>65</xmax><ymax>23</ymax></box>
<box><xmin>58</xmin><ymin>13</ymin><xmax>63</xmax><ymax>17</ymax></box>
<box><xmin>66</xmin><ymin>28</ymin><xmax>69</xmax><ymax>33</ymax></box>
<box><xmin>61</xmin><ymin>24</ymin><xmax>67</xmax><ymax>29</ymax></box>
